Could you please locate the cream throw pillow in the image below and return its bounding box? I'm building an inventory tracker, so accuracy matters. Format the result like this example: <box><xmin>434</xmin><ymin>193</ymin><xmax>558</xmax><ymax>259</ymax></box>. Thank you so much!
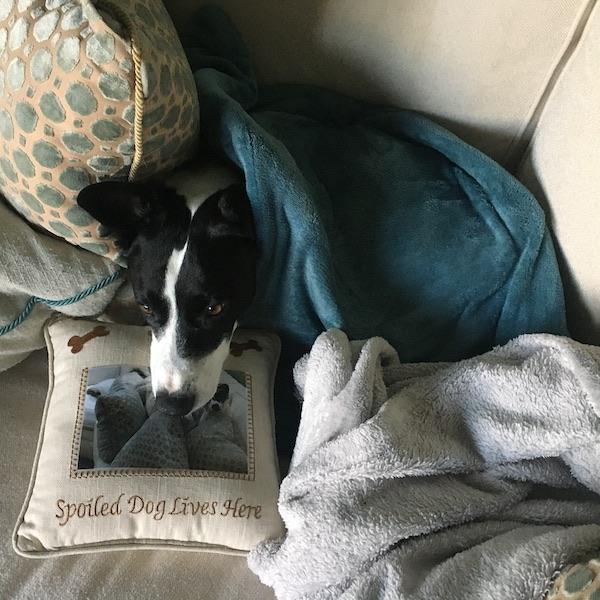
<box><xmin>13</xmin><ymin>318</ymin><xmax>284</xmax><ymax>556</ymax></box>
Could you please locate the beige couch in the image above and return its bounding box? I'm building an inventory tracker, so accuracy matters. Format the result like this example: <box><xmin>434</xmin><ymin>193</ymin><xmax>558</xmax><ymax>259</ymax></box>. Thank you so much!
<box><xmin>1</xmin><ymin>1</ymin><xmax>598</xmax><ymax>598</ymax></box>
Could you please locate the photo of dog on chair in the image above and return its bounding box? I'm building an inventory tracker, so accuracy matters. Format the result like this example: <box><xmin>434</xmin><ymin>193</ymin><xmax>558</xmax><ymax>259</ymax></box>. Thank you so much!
<box><xmin>78</xmin><ymin>365</ymin><xmax>249</xmax><ymax>474</ymax></box>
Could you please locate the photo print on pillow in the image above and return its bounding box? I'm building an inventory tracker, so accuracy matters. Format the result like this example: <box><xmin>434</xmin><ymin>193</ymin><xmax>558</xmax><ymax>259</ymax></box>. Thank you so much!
<box><xmin>78</xmin><ymin>364</ymin><xmax>254</xmax><ymax>477</ymax></box>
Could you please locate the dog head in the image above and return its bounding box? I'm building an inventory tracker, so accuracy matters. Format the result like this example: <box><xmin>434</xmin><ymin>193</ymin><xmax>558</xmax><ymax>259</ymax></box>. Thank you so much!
<box><xmin>77</xmin><ymin>164</ymin><xmax>257</xmax><ymax>411</ymax></box>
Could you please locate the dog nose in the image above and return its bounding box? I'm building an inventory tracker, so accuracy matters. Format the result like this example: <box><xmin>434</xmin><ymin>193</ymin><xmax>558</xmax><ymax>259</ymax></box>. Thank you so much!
<box><xmin>155</xmin><ymin>390</ymin><xmax>194</xmax><ymax>416</ymax></box>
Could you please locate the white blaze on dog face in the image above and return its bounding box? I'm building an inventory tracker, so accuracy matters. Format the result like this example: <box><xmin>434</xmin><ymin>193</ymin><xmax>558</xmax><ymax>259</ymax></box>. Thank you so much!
<box><xmin>151</xmin><ymin>241</ymin><xmax>187</xmax><ymax>397</ymax></box>
<box><xmin>151</xmin><ymin>332</ymin><xmax>231</xmax><ymax>409</ymax></box>
<box><xmin>150</xmin><ymin>238</ymin><xmax>234</xmax><ymax>410</ymax></box>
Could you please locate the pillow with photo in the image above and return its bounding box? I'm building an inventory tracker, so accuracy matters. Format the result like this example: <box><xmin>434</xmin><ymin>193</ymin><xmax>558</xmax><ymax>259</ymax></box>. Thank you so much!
<box><xmin>13</xmin><ymin>318</ymin><xmax>283</xmax><ymax>557</ymax></box>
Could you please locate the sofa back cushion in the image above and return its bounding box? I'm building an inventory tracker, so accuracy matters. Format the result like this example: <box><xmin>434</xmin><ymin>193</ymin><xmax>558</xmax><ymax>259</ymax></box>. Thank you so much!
<box><xmin>168</xmin><ymin>0</ymin><xmax>589</xmax><ymax>166</ymax></box>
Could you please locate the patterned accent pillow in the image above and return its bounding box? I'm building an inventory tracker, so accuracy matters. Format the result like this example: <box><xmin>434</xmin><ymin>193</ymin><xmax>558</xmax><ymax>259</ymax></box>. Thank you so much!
<box><xmin>0</xmin><ymin>0</ymin><xmax>199</xmax><ymax>261</ymax></box>
<box><xmin>546</xmin><ymin>560</ymin><xmax>600</xmax><ymax>599</ymax></box>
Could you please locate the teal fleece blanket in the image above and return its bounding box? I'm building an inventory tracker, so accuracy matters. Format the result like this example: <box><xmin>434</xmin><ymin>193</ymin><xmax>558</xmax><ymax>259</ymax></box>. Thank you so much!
<box><xmin>182</xmin><ymin>7</ymin><xmax>567</xmax><ymax>362</ymax></box>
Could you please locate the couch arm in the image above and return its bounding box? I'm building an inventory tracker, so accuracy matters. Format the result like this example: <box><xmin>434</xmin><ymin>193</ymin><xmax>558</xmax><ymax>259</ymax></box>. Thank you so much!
<box><xmin>518</xmin><ymin>3</ymin><xmax>600</xmax><ymax>344</ymax></box>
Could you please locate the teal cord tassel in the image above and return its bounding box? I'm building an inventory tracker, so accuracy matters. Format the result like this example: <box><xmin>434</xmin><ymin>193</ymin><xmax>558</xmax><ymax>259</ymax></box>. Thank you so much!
<box><xmin>0</xmin><ymin>270</ymin><xmax>123</xmax><ymax>337</ymax></box>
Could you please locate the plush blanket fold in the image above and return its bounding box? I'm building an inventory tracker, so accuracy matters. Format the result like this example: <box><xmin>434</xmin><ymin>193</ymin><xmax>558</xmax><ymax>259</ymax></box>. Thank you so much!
<box><xmin>183</xmin><ymin>7</ymin><xmax>568</xmax><ymax>362</ymax></box>
<box><xmin>248</xmin><ymin>330</ymin><xmax>600</xmax><ymax>599</ymax></box>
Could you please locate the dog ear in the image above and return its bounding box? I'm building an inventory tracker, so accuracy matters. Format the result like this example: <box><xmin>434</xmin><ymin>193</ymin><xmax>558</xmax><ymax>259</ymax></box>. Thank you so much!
<box><xmin>77</xmin><ymin>181</ymin><xmax>154</xmax><ymax>251</ymax></box>
<box><xmin>77</xmin><ymin>181</ymin><xmax>150</xmax><ymax>229</ymax></box>
<box><xmin>210</xmin><ymin>183</ymin><xmax>255</xmax><ymax>241</ymax></box>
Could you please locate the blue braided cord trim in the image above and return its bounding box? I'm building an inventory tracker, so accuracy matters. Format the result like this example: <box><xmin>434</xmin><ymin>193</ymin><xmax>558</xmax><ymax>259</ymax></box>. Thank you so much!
<box><xmin>0</xmin><ymin>270</ymin><xmax>123</xmax><ymax>337</ymax></box>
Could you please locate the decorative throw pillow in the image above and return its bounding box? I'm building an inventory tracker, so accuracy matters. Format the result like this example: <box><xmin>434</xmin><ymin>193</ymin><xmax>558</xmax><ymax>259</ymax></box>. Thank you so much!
<box><xmin>0</xmin><ymin>0</ymin><xmax>199</xmax><ymax>262</ymax></box>
<box><xmin>546</xmin><ymin>560</ymin><xmax>600</xmax><ymax>599</ymax></box>
<box><xmin>13</xmin><ymin>318</ymin><xmax>284</xmax><ymax>556</ymax></box>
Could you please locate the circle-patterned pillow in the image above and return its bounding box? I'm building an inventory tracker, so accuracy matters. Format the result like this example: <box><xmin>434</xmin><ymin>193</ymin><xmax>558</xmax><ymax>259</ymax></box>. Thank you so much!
<box><xmin>0</xmin><ymin>0</ymin><xmax>199</xmax><ymax>262</ymax></box>
<box><xmin>546</xmin><ymin>560</ymin><xmax>600</xmax><ymax>600</ymax></box>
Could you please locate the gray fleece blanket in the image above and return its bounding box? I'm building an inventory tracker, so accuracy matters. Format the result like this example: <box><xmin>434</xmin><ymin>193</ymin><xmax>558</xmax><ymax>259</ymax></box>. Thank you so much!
<box><xmin>248</xmin><ymin>330</ymin><xmax>600</xmax><ymax>599</ymax></box>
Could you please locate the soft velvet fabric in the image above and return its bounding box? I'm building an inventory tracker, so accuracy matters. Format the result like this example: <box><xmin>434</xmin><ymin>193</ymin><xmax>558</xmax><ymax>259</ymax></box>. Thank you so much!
<box><xmin>182</xmin><ymin>7</ymin><xmax>567</xmax><ymax>363</ymax></box>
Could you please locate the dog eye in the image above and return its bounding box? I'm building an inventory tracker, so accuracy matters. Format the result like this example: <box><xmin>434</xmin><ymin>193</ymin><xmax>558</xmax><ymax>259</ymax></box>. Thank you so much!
<box><xmin>206</xmin><ymin>302</ymin><xmax>224</xmax><ymax>316</ymax></box>
<box><xmin>139</xmin><ymin>304</ymin><xmax>153</xmax><ymax>316</ymax></box>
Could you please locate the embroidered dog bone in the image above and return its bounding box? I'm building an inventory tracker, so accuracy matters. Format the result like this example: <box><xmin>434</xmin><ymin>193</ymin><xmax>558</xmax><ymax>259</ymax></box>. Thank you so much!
<box><xmin>230</xmin><ymin>340</ymin><xmax>262</xmax><ymax>357</ymax></box>
<box><xmin>68</xmin><ymin>326</ymin><xmax>110</xmax><ymax>354</ymax></box>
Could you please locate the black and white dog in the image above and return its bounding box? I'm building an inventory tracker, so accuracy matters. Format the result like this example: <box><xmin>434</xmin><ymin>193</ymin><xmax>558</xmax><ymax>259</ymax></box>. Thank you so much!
<box><xmin>77</xmin><ymin>162</ymin><xmax>257</xmax><ymax>412</ymax></box>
